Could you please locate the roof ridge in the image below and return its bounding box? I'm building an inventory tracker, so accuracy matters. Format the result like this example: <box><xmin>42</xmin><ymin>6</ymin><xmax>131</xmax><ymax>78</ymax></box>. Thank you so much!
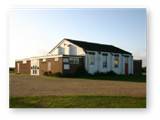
<box><xmin>64</xmin><ymin>38</ymin><xmax>112</xmax><ymax>46</ymax></box>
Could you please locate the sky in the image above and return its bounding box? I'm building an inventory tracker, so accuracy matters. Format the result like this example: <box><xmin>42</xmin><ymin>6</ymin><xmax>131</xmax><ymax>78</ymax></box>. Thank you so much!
<box><xmin>9</xmin><ymin>8</ymin><xmax>146</xmax><ymax>67</ymax></box>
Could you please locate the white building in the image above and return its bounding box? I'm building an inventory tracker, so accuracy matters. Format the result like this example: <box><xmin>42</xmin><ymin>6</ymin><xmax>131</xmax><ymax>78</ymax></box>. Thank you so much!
<box><xmin>16</xmin><ymin>38</ymin><xmax>133</xmax><ymax>75</ymax></box>
<box><xmin>48</xmin><ymin>38</ymin><xmax>134</xmax><ymax>75</ymax></box>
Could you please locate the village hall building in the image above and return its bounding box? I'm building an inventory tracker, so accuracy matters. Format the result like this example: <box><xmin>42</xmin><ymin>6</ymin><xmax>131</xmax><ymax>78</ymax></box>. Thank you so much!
<box><xmin>15</xmin><ymin>38</ymin><xmax>134</xmax><ymax>75</ymax></box>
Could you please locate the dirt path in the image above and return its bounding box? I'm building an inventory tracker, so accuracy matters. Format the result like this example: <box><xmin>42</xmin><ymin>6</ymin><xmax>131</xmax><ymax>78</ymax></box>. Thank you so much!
<box><xmin>10</xmin><ymin>74</ymin><xmax>146</xmax><ymax>97</ymax></box>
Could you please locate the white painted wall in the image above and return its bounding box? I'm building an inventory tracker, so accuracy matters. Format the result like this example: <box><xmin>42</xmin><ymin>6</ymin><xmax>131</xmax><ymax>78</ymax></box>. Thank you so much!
<box><xmin>50</xmin><ymin>47</ymin><xmax>58</xmax><ymax>55</ymax></box>
<box><xmin>128</xmin><ymin>56</ymin><xmax>134</xmax><ymax>74</ymax></box>
<box><xmin>49</xmin><ymin>40</ymin><xmax>85</xmax><ymax>56</ymax></box>
<box><xmin>85</xmin><ymin>51</ymin><xmax>133</xmax><ymax>75</ymax></box>
<box><xmin>87</xmin><ymin>51</ymin><xmax>97</xmax><ymax>74</ymax></box>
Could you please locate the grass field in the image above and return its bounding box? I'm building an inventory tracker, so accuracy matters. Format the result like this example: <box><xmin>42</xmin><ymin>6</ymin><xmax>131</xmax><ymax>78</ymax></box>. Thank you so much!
<box><xmin>10</xmin><ymin>73</ymin><xmax>146</xmax><ymax>108</ymax></box>
<box><xmin>10</xmin><ymin>96</ymin><xmax>146</xmax><ymax>108</ymax></box>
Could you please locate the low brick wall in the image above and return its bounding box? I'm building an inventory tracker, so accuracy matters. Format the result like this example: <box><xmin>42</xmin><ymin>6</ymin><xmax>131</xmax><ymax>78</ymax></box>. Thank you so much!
<box><xmin>133</xmin><ymin>60</ymin><xmax>142</xmax><ymax>75</ymax></box>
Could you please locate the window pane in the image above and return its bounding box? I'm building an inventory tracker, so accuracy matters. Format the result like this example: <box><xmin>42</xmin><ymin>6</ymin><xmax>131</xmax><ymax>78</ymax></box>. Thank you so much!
<box><xmin>125</xmin><ymin>57</ymin><xmax>128</xmax><ymax>63</ymax></box>
<box><xmin>69</xmin><ymin>57</ymin><xmax>79</xmax><ymax>64</ymax></box>
<box><xmin>64</xmin><ymin>64</ymin><xmax>70</xmax><ymax>70</ymax></box>
<box><xmin>114</xmin><ymin>55</ymin><xmax>119</xmax><ymax>68</ymax></box>
<box><xmin>89</xmin><ymin>54</ymin><xmax>95</xmax><ymax>65</ymax></box>
<box><xmin>63</xmin><ymin>58</ymin><xmax>69</xmax><ymax>63</ymax></box>
<box><xmin>103</xmin><ymin>55</ymin><xmax>107</xmax><ymax>68</ymax></box>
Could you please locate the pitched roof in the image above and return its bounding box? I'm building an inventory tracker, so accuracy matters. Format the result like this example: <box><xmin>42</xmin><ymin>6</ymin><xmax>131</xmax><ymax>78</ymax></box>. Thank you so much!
<box><xmin>65</xmin><ymin>38</ymin><xmax>131</xmax><ymax>55</ymax></box>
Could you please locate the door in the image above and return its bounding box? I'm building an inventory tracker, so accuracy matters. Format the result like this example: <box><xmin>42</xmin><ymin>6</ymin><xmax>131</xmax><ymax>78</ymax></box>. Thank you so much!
<box><xmin>125</xmin><ymin>63</ymin><xmax>128</xmax><ymax>75</ymax></box>
<box><xmin>31</xmin><ymin>65</ymin><xmax>39</xmax><ymax>75</ymax></box>
<box><xmin>31</xmin><ymin>59</ymin><xmax>39</xmax><ymax>75</ymax></box>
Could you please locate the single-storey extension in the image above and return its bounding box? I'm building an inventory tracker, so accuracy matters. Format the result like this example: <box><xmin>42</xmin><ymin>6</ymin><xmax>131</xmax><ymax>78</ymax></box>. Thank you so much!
<box><xmin>15</xmin><ymin>38</ymin><xmax>134</xmax><ymax>75</ymax></box>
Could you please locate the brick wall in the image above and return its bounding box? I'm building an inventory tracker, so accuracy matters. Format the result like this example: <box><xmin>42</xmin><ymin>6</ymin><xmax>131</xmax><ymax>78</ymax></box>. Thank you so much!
<box><xmin>39</xmin><ymin>57</ymin><xmax>63</xmax><ymax>75</ymax></box>
<box><xmin>15</xmin><ymin>56</ymin><xmax>85</xmax><ymax>76</ymax></box>
<box><xmin>15</xmin><ymin>61</ymin><xmax>31</xmax><ymax>74</ymax></box>
<box><xmin>133</xmin><ymin>60</ymin><xmax>142</xmax><ymax>75</ymax></box>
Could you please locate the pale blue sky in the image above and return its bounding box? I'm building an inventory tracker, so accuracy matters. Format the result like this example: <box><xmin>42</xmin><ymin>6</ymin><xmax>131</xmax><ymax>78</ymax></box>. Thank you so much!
<box><xmin>9</xmin><ymin>8</ymin><xmax>146</xmax><ymax>67</ymax></box>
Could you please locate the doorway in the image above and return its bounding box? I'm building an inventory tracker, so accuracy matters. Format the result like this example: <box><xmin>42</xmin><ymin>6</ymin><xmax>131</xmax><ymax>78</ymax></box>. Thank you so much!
<box><xmin>31</xmin><ymin>59</ymin><xmax>39</xmax><ymax>75</ymax></box>
<box><xmin>125</xmin><ymin>63</ymin><xmax>128</xmax><ymax>75</ymax></box>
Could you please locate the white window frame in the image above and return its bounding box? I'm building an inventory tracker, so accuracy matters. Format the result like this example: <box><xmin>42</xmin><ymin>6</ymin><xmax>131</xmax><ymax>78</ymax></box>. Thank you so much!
<box><xmin>31</xmin><ymin>65</ymin><xmax>39</xmax><ymax>75</ymax></box>
<box><xmin>64</xmin><ymin>64</ymin><xmax>70</xmax><ymax>70</ymax></box>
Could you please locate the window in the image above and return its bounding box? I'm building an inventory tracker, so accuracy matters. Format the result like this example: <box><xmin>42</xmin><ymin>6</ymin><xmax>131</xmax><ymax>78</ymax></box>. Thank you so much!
<box><xmin>48</xmin><ymin>62</ymin><xmax>52</xmax><ymax>71</ymax></box>
<box><xmin>58</xmin><ymin>47</ymin><xmax>64</xmax><ymax>55</ymax></box>
<box><xmin>69</xmin><ymin>45</ymin><xmax>77</xmax><ymax>55</ymax></box>
<box><xmin>31</xmin><ymin>65</ymin><xmax>38</xmax><ymax>74</ymax></box>
<box><xmin>64</xmin><ymin>64</ymin><xmax>70</xmax><ymax>70</ymax></box>
<box><xmin>102</xmin><ymin>53</ymin><xmax>108</xmax><ymax>68</ymax></box>
<box><xmin>63</xmin><ymin>58</ymin><xmax>69</xmax><ymax>63</ymax></box>
<box><xmin>88</xmin><ymin>52</ymin><xmax>95</xmax><ymax>65</ymax></box>
<box><xmin>114</xmin><ymin>55</ymin><xmax>119</xmax><ymax>68</ymax></box>
<box><xmin>125</xmin><ymin>57</ymin><xmax>128</xmax><ymax>64</ymax></box>
<box><xmin>69</xmin><ymin>57</ymin><xmax>79</xmax><ymax>64</ymax></box>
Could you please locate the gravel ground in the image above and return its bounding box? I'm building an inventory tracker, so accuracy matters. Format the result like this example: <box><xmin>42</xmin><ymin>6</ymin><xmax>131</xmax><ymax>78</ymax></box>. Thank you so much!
<box><xmin>10</xmin><ymin>74</ymin><xmax>146</xmax><ymax>97</ymax></box>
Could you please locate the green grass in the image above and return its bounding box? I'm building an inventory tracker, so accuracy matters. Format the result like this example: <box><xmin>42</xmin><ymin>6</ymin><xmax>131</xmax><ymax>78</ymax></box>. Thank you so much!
<box><xmin>10</xmin><ymin>72</ymin><xmax>146</xmax><ymax>83</ymax></box>
<box><xmin>10</xmin><ymin>96</ymin><xmax>146</xmax><ymax>108</ymax></box>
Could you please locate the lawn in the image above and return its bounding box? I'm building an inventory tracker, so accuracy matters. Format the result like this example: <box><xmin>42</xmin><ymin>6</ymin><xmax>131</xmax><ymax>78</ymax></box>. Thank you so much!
<box><xmin>10</xmin><ymin>73</ymin><xmax>146</xmax><ymax>108</ymax></box>
<box><xmin>10</xmin><ymin>73</ymin><xmax>146</xmax><ymax>82</ymax></box>
<box><xmin>10</xmin><ymin>96</ymin><xmax>146</xmax><ymax>108</ymax></box>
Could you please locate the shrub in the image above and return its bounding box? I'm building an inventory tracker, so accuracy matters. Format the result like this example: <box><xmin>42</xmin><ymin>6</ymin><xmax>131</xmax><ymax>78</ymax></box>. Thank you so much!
<box><xmin>9</xmin><ymin>67</ymin><xmax>15</xmax><ymax>73</ymax></box>
<box><xmin>105</xmin><ymin>71</ymin><xmax>117</xmax><ymax>75</ymax></box>
<box><xmin>43</xmin><ymin>71</ymin><xmax>62</xmax><ymax>77</ymax></box>
<box><xmin>74</xmin><ymin>66</ymin><xmax>89</xmax><ymax>76</ymax></box>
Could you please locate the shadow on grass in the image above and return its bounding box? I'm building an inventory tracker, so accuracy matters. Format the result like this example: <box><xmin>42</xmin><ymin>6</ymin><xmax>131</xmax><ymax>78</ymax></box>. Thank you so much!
<box><xmin>10</xmin><ymin>96</ymin><xmax>146</xmax><ymax>108</ymax></box>
<box><xmin>46</xmin><ymin>72</ymin><xmax>146</xmax><ymax>83</ymax></box>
